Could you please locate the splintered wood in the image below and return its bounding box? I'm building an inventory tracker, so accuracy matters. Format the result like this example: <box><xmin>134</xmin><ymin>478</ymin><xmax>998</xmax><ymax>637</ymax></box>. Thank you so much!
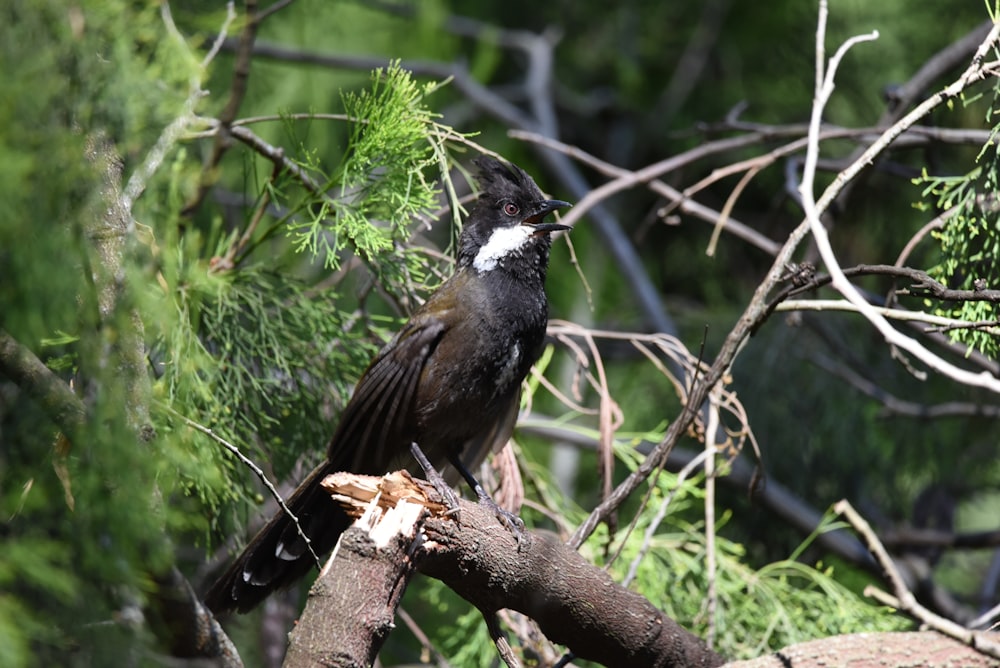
<box><xmin>320</xmin><ymin>470</ymin><xmax>449</xmax><ymax>549</ymax></box>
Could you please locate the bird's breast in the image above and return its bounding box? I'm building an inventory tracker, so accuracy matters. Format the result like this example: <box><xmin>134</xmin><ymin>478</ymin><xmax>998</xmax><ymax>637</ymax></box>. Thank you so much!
<box><xmin>414</xmin><ymin>284</ymin><xmax>545</xmax><ymax>437</ymax></box>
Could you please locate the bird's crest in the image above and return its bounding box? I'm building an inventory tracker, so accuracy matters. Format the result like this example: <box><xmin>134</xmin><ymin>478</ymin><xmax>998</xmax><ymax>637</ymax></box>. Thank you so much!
<box><xmin>474</xmin><ymin>156</ymin><xmax>537</xmax><ymax>198</ymax></box>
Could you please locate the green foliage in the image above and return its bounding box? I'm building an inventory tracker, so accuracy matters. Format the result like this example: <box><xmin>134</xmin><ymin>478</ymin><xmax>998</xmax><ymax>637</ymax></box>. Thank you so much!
<box><xmin>155</xmin><ymin>266</ymin><xmax>378</xmax><ymax>491</ymax></box>
<box><xmin>146</xmin><ymin>62</ymin><xmax>468</xmax><ymax>536</ymax></box>
<box><xmin>0</xmin><ymin>0</ymin><xmax>200</xmax><ymax>664</ymax></box>
<box><xmin>286</xmin><ymin>63</ymin><xmax>446</xmax><ymax>278</ymax></box>
<box><xmin>913</xmin><ymin>80</ymin><xmax>1000</xmax><ymax>359</ymax></box>
<box><xmin>598</xmin><ymin>446</ymin><xmax>908</xmax><ymax>660</ymax></box>
<box><xmin>2</xmin><ymin>2</ymin><xmax>464</xmax><ymax>663</ymax></box>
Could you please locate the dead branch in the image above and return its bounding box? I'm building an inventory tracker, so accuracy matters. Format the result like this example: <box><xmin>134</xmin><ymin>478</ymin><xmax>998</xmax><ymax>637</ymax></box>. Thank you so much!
<box><xmin>797</xmin><ymin>5</ymin><xmax>1000</xmax><ymax>394</ymax></box>
<box><xmin>283</xmin><ymin>473</ymin><xmax>429</xmax><ymax>668</ymax></box>
<box><xmin>836</xmin><ymin>500</ymin><xmax>1000</xmax><ymax>659</ymax></box>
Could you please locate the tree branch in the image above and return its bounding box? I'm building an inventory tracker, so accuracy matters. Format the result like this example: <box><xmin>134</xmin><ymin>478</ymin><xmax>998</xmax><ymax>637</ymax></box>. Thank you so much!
<box><xmin>836</xmin><ymin>500</ymin><xmax>1000</xmax><ymax>659</ymax></box>
<box><xmin>0</xmin><ymin>328</ymin><xmax>85</xmax><ymax>435</ymax></box>
<box><xmin>301</xmin><ymin>471</ymin><xmax>725</xmax><ymax>668</ymax></box>
<box><xmin>798</xmin><ymin>5</ymin><xmax>1000</xmax><ymax>394</ymax></box>
<box><xmin>725</xmin><ymin>631</ymin><xmax>1000</xmax><ymax>668</ymax></box>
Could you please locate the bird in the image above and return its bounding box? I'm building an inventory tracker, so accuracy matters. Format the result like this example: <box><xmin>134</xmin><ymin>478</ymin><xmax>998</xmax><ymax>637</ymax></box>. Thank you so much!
<box><xmin>204</xmin><ymin>156</ymin><xmax>570</xmax><ymax>613</ymax></box>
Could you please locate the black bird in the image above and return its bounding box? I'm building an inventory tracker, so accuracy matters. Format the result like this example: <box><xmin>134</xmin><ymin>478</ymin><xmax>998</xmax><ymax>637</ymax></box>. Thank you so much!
<box><xmin>205</xmin><ymin>156</ymin><xmax>570</xmax><ymax>613</ymax></box>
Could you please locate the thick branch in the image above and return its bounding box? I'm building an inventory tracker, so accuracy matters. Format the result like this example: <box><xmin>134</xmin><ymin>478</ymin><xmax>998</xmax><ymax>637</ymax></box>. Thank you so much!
<box><xmin>308</xmin><ymin>472</ymin><xmax>723</xmax><ymax>668</ymax></box>
<box><xmin>725</xmin><ymin>631</ymin><xmax>1000</xmax><ymax>668</ymax></box>
<box><xmin>420</xmin><ymin>503</ymin><xmax>723</xmax><ymax>668</ymax></box>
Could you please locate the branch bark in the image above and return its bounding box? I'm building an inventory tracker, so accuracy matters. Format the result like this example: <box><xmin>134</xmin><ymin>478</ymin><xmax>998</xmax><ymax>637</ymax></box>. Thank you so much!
<box><xmin>419</xmin><ymin>504</ymin><xmax>723</xmax><ymax>668</ymax></box>
<box><xmin>294</xmin><ymin>472</ymin><xmax>724</xmax><ymax>668</ymax></box>
<box><xmin>283</xmin><ymin>472</ymin><xmax>1000</xmax><ymax>668</ymax></box>
<box><xmin>725</xmin><ymin>631</ymin><xmax>1000</xmax><ymax>668</ymax></box>
<box><xmin>283</xmin><ymin>472</ymin><xmax>432</xmax><ymax>668</ymax></box>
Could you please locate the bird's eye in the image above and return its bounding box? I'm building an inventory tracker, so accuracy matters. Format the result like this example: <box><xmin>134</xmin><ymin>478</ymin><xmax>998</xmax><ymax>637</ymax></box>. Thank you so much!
<box><xmin>502</xmin><ymin>202</ymin><xmax>520</xmax><ymax>216</ymax></box>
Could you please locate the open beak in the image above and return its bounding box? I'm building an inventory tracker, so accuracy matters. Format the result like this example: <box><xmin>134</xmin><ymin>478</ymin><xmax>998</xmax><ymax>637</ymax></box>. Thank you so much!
<box><xmin>522</xmin><ymin>199</ymin><xmax>572</xmax><ymax>234</ymax></box>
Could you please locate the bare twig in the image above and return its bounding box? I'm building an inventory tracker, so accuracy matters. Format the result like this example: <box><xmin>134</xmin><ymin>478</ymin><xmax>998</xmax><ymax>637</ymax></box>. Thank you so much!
<box><xmin>776</xmin><ymin>299</ymin><xmax>1000</xmax><ymax>332</ymax></box>
<box><xmin>211</xmin><ymin>158</ymin><xmax>283</xmax><ymax>272</ymax></box>
<box><xmin>512</xmin><ymin>129</ymin><xmax>782</xmax><ymax>256</ymax></box>
<box><xmin>811</xmin><ymin>354</ymin><xmax>1000</xmax><ymax>419</ymax></box>
<box><xmin>879</xmin><ymin>21</ymin><xmax>995</xmax><ymax>123</ymax></box>
<box><xmin>798</xmin><ymin>4</ymin><xmax>1000</xmax><ymax>394</ymax></box>
<box><xmin>132</xmin><ymin>2</ymin><xmax>235</xmax><ymax>215</ymax></box>
<box><xmin>183</xmin><ymin>0</ymin><xmax>270</xmax><ymax>215</ymax></box>
<box><xmin>836</xmin><ymin>500</ymin><xmax>1000</xmax><ymax>659</ymax></box>
<box><xmin>396</xmin><ymin>608</ymin><xmax>452</xmax><ymax>668</ymax></box>
<box><xmin>169</xmin><ymin>408</ymin><xmax>322</xmax><ymax>570</ymax></box>
<box><xmin>622</xmin><ymin>448</ymin><xmax>714</xmax><ymax>588</ymax></box>
<box><xmin>569</xmin><ymin>6</ymin><xmax>1000</xmax><ymax>549</ymax></box>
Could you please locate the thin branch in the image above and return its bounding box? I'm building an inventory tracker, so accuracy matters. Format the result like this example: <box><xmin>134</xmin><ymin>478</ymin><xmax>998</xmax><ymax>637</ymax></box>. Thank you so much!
<box><xmin>396</xmin><ymin>608</ymin><xmax>453</xmax><ymax>668</ymax></box>
<box><xmin>892</xmin><ymin>210</ymin><xmax>953</xmax><ymax>268</ymax></box>
<box><xmin>211</xmin><ymin>158</ymin><xmax>283</xmax><ymax>272</ymax></box>
<box><xmin>256</xmin><ymin>0</ymin><xmax>296</xmax><ymax>23</ymax></box>
<box><xmin>836</xmin><ymin>500</ymin><xmax>1000</xmax><ymax>659</ymax></box>
<box><xmin>569</xmin><ymin>7</ymin><xmax>1000</xmax><ymax>549</ymax></box>
<box><xmin>621</xmin><ymin>448</ymin><xmax>713</xmax><ymax>588</ymax></box>
<box><xmin>129</xmin><ymin>2</ymin><xmax>235</xmax><ymax>215</ymax></box>
<box><xmin>880</xmin><ymin>527</ymin><xmax>1000</xmax><ymax>551</ymax></box>
<box><xmin>169</xmin><ymin>408</ymin><xmax>322</xmax><ymax>571</ymax></box>
<box><xmin>812</xmin><ymin>354</ymin><xmax>1000</xmax><ymax>419</ymax></box>
<box><xmin>798</xmin><ymin>5</ymin><xmax>1000</xmax><ymax>394</ymax></box>
<box><xmin>879</xmin><ymin>20</ymin><xmax>995</xmax><ymax>123</ymax></box>
<box><xmin>969</xmin><ymin>601</ymin><xmax>1000</xmax><ymax>631</ymax></box>
<box><xmin>885</xmin><ymin>209</ymin><xmax>954</xmax><ymax>308</ymax></box>
<box><xmin>776</xmin><ymin>298</ymin><xmax>1000</xmax><ymax>332</ymax></box>
<box><xmin>183</xmin><ymin>0</ymin><xmax>264</xmax><ymax>215</ymax></box>
<box><xmin>703</xmin><ymin>389</ymin><xmax>719</xmax><ymax>649</ymax></box>
<box><xmin>510</xmin><ymin>129</ymin><xmax>781</xmax><ymax>255</ymax></box>
<box><xmin>228</xmin><ymin>125</ymin><xmax>327</xmax><ymax>197</ymax></box>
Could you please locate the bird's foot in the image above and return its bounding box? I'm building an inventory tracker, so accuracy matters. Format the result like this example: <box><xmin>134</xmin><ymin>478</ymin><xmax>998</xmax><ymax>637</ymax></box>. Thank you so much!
<box><xmin>410</xmin><ymin>442</ymin><xmax>462</xmax><ymax>516</ymax></box>
<box><xmin>473</xmin><ymin>484</ymin><xmax>526</xmax><ymax>547</ymax></box>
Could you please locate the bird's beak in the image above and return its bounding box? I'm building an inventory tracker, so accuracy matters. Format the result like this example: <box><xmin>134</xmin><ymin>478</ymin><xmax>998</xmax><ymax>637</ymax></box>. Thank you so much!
<box><xmin>523</xmin><ymin>199</ymin><xmax>572</xmax><ymax>234</ymax></box>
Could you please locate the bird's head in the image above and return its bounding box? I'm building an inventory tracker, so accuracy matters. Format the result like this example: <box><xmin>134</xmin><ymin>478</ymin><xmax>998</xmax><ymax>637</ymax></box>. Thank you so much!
<box><xmin>458</xmin><ymin>156</ymin><xmax>571</xmax><ymax>274</ymax></box>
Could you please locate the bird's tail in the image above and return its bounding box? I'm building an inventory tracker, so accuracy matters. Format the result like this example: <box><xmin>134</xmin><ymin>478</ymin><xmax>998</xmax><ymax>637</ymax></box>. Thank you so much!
<box><xmin>204</xmin><ymin>461</ymin><xmax>350</xmax><ymax>613</ymax></box>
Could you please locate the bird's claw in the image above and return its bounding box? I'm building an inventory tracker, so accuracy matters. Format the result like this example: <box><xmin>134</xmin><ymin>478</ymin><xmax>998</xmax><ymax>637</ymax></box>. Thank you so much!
<box><xmin>476</xmin><ymin>491</ymin><xmax>526</xmax><ymax>547</ymax></box>
<box><xmin>410</xmin><ymin>442</ymin><xmax>463</xmax><ymax>518</ymax></box>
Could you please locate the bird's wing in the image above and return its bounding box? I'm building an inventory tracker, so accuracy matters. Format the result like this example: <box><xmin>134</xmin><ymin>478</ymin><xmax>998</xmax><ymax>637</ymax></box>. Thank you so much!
<box><xmin>328</xmin><ymin>313</ymin><xmax>449</xmax><ymax>474</ymax></box>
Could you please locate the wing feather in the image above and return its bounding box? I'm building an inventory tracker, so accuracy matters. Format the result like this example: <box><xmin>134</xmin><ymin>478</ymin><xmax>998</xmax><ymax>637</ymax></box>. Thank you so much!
<box><xmin>327</xmin><ymin>317</ymin><xmax>448</xmax><ymax>474</ymax></box>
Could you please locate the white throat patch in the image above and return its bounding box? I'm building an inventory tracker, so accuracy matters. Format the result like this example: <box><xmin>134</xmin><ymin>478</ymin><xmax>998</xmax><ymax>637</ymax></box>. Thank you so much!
<box><xmin>473</xmin><ymin>224</ymin><xmax>533</xmax><ymax>273</ymax></box>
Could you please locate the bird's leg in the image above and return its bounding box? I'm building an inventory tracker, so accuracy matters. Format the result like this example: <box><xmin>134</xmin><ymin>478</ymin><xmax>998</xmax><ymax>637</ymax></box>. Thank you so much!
<box><xmin>409</xmin><ymin>442</ymin><xmax>462</xmax><ymax>515</ymax></box>
<box><xmin>448</xmin><ymin>451</ymin><xmax>526</xmax><ymax>544</ymax></box>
